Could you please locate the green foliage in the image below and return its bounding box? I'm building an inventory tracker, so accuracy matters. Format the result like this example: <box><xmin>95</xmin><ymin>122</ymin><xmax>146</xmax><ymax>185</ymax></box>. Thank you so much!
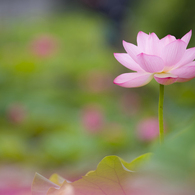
<box><xmin>147</xmin><ymin>121</ymin><xmax>195</xmax><ymax>181</ymax></box>
<box><xmin>1</xmin><ymin>5</ymin><xmax>195</xmax><ymax>173</ymax></box>
<box><xmin>0</xmin><ymin>12</ymin><xmax>131</xmax><ymax>167</ymax></box>
<box><xmin>32</xmin><ymin>154</ymin><xmax>150</xmax><ymax>195</ymax></box>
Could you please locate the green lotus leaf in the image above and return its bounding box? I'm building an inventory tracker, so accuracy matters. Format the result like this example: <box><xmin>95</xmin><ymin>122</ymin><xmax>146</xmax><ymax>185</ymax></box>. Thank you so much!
<box><xmin>32</xmin><ymin>154</ymin><xmax>150</xmax><ymax>195</ymax></box>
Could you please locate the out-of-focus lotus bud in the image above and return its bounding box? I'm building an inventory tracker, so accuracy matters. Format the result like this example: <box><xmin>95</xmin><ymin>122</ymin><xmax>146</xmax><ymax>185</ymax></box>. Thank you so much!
<box><xmin>30</xmin><ymin>35</ymin><xmax>58</xmax><ymax>57</ymax></box>
<box><xmin>136</xmin><ymin>117</ymin><xmax>161</xmax><ymax>141</ymax></box>
<box><xmin>81</xmin><ymin>105</ymin><xmax>105</xmax><ymax>133</ymax></box>
<box><xmin>7</xmin><ymin>103</ymin><xmax>26</xmax><ymax>124</ymax></box>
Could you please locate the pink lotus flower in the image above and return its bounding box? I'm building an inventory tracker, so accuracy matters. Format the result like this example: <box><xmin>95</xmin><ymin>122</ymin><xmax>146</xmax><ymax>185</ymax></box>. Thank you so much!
<box><xmin>31</xmin><ymin>35</ymin><xmax>58</xmax><ymax>57</ymax></box>
<box><xmin>114</xmin><ymin>30</ymin><xmax>195</xmax><ymax>87</ymax></box>
<box><xmin>81</xmin><ymin>105</ymin><xmax>105</xmax><ymax>133</ymax></box>
<box><xmin>136</xmin><ymin>117</ymin><xmax>160</xmax><ymax>141</ymax></box>
<box><xmin>7</xmin><ymin>103</ymin><xmax>26</xmax><ymax>124</ymax></box>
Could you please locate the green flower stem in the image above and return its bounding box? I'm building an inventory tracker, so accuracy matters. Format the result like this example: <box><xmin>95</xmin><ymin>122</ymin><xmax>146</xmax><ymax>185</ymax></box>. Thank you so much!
<box><xmin>158</xmin><ymin>84</ymin><xmax>164</xmax><ymax>144</ymax></box>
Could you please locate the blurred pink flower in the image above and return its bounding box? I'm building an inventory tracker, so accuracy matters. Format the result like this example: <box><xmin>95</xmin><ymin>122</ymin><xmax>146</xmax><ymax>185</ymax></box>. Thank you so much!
<box><xmin>31</xmin><ymin>35</ymin><xmax>58</xmax><ymax>57</ymax></box>
<box><xmin>0</xmin><ymin>187</ymin><xmax>31</xmax><ymax>195</ymax></box>
<box><xmin>136</xmin><ymin>117</ymin><xmax>161</xmax><ymax>141</ymax></box>
<box><xmin>114</xmin><ymin>30</ymin><xmax>195</xmax><ymax>87</ymax></box>
<box><xmin>7</xmin><ymin>103</ymin><xmax>26</xmax><ymax>124</ymax></box>
<box><xmin>0</xmin><ymin>165</ymin><xmax>32</xmax><ymax>195</ymax></box>
<box><xmin>81</xmin><ymin>105</ymin><xmax>105</xmax><ymax>133</ymax></box>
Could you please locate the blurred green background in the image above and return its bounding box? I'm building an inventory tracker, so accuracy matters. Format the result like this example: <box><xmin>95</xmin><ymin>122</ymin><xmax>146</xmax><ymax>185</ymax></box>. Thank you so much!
<box><xmin>0</xmin><ymin>0</ymin><xmax>195</xmax><ymax>181</ymax></box>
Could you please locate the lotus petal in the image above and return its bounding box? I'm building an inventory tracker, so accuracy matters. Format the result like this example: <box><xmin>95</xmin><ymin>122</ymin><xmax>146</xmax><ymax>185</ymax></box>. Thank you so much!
<box><xmin>174</xmin><ymin>47</ymin><xmax>195</xmax><ymax>68</ymax></box>
<box><xmin>162</xmin><ymin>39</ymin><xmax>187</xmax><ymax>67</ymax></box>
<box><xmin>137</xmin><ymin>53</ymin><xmax>164</xmax><ymax>73</ymax></box>
<box><xmin>160</xmin><ymin>34</ymin><xmax>176</xmax><ymax>47</ymax></box>
<box><xmin>171</xmin><ymin>62</ymin><xmax>195</xmax><ymax>79</ymax></box>
<box><xmin>123</xmin><ymin>41</ymin><xmax>141</xmax><ymax>63</ymax></box>
<box><xmin>114</xmin><ymin>72</ymin><xmax>153</xmax><ymax>88</ymax></box>
<box><xmin>181</xmin><ymin>30</ymin><xmax>192</xmax><ymax>45</ymax></box>
<box><xmin>114</xmin><ymin>53</ymin><xmax>143</xmax><ymax>72</ymax></box>
<box><xmin>154</xmin><ymin>73</ymin><xmax>178</xmax><ymax>85</ymax></box>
